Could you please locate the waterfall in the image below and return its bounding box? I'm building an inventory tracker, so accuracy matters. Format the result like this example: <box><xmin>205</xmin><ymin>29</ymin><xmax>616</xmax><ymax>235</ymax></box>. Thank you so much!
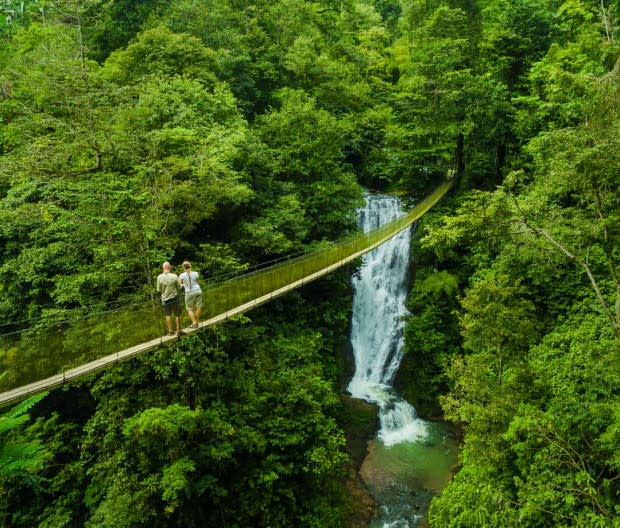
<box><xmin>347</xmin><ymin>193</ymin><xmax>428</xmax><ymax>447</ymax></box>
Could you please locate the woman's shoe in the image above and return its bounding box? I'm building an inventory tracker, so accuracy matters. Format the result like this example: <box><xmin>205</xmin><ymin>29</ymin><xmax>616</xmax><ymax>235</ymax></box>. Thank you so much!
<box><xmin>190</xmin><ymin>323</ymin><xmax>199</xmax><ymax>329</ymax></box>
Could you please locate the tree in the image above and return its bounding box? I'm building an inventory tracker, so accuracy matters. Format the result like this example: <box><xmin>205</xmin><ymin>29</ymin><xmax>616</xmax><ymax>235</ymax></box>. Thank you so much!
<box><xmin>479</xmin><ymin>0</ymin><xmax>555</xmax><ymax>92</ymax></box>
<box><xmin>0</xmin><ymin>0</ymin><xmax>43</xmax><ymax>37</ymax></box>
<box><xmin>244</xmin><ymin>88</ymin><xmax>362</xmax><ymax>256</ymax></box>
<box><xmin>387</xmin><ymin>4</ymin><xmax>474</xmax><ymax>192</ymax></box>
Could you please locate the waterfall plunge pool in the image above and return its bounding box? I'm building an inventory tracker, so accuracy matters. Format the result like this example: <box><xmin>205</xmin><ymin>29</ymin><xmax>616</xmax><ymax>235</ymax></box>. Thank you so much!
<box><xmin>361</xmin><ymin>420</ymin><xmax>459</xmax><ymax>527</ymax></box>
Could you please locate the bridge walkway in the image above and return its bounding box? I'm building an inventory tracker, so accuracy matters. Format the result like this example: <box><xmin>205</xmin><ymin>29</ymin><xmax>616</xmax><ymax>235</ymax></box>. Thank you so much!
<box><xmin>0</xmin><ymin>180</ymin><xmax>453</xmax><ymax>406</ymax></box>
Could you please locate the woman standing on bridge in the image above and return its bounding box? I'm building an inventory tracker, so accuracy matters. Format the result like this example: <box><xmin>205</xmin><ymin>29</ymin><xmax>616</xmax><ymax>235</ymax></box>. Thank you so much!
<box><xmin>179</xmin><ymin>261</ymin><xmax>202</xmax><ymax>328</ymax></box>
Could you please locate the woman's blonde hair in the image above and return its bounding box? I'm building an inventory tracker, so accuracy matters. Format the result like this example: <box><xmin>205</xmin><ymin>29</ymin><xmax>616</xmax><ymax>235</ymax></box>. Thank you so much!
<box><xmin>182</xmin><ymin>261</ymin><xmax>191</xmax><ymax>271</ymax></box>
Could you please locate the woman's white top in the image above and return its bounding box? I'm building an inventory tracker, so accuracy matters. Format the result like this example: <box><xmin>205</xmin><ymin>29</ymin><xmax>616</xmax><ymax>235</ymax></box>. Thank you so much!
<box><xmin>179</xmin><ymin>271</ymin><xmax>201</xmax><ymax>292</ymax></box>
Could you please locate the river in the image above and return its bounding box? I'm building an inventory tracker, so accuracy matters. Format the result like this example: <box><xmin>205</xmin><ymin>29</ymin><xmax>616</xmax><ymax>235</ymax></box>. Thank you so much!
<box><xmin>347</xmin><ymin>193</ymin><xmax>458</xmax><ymax>527</ymax></box>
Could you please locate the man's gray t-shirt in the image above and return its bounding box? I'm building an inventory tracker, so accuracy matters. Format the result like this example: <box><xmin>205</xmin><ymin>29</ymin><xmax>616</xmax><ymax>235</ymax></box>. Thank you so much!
<box><xmin>157</xmin><ymin>272</ymin><xmax>179</xmax><ymax>302</ymax></box>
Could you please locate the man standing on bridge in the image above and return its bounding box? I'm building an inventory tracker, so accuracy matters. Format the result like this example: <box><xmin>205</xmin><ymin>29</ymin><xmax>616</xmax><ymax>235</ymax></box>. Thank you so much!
<box><xmin>157</xmin><ymin>261</ymin><xmax>183</xmax><ymax>337</ymax></box>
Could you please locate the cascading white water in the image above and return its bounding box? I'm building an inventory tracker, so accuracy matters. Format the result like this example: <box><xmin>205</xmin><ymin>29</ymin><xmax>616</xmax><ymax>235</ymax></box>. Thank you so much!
<box><xmin>348</xmin><ymin>194</ymin><xmax>458</xmax><ymax>528</ymax></box>
<box><xmin>347</xmin><ymin>193</ymin><xmax>428</xmax><ymax>447</ymax></box>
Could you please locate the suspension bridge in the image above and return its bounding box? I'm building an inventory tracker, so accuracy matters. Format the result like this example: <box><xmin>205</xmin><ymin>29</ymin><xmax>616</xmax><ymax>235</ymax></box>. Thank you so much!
<box><xmin>0</xmin><ymin>180</ymin><xmax>453</xmax><ymax>406</ymax></box>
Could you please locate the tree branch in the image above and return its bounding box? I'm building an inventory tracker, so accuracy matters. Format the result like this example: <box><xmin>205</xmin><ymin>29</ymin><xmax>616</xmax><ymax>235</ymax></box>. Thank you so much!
<box><xmin>508</xmin><ymin>193</ymin><xmax>620</xmax><ymax>340</ymax></box>
<box><xmin>534</xmin><ymin>226</ymin><xmax>620</xmax><ymax>340</ymax></box>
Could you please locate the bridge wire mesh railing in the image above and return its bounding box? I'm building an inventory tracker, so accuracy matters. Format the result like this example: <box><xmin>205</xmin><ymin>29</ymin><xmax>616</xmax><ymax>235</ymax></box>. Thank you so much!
<box><xmin>0</xmin><ymin>180</ymin><xmax>452</xmax><ymax>394</ymax></box>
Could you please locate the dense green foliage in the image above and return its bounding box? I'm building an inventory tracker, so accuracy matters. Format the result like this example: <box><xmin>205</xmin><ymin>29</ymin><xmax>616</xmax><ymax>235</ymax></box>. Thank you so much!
<box><xmin>395</xmin><ymin>0</ymin><xmax>620</xmax><ymax>525</ymax></box>
<box><xmin>1</xmin><ymin>0</ymin><xmax>619</xmax><ymax>526</ymax></box>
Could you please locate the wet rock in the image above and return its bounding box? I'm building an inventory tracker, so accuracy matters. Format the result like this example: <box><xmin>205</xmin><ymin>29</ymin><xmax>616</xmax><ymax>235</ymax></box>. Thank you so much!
<box><xmin>338</xmin><ymin>394</ymin><xmax>379</xmax><ymax>469</ymax></box>
<box><xmin>338</xmin><ymin>394</ymin><xmax>379</xmax><ymax>527</ymax></box>
<box><xmin>342</xmin><ymin>465</ymin><xmax>377</xmax><ymax>527</ymax></box>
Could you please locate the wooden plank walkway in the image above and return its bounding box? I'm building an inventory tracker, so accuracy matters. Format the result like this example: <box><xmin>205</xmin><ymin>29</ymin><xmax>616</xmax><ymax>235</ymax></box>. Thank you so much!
<box><xmin>0</xmin><ymin>180</ymin><xmax>453</xmax><ymax>406</ymax></box>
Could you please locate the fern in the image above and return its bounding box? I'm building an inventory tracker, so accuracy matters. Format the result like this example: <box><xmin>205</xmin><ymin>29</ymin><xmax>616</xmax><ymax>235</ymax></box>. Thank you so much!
<box><xmin>419</xmin><ymin>270</ymin><xmax>459</xmax><ymax>299</ymax></box>
<box><xmin>0</xmin><ymin>443</ymin><xmax>47</xmax><ymax>474</ymax></box>
<box><xmin>0</xmin><ymin>392</ymin><xmax>49</xmax><ymax>482</ymax></box>
<box><xmin>5</xmin><ymin>392</ymin><xmax>48</xmax><ymax>420</ymax></box>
